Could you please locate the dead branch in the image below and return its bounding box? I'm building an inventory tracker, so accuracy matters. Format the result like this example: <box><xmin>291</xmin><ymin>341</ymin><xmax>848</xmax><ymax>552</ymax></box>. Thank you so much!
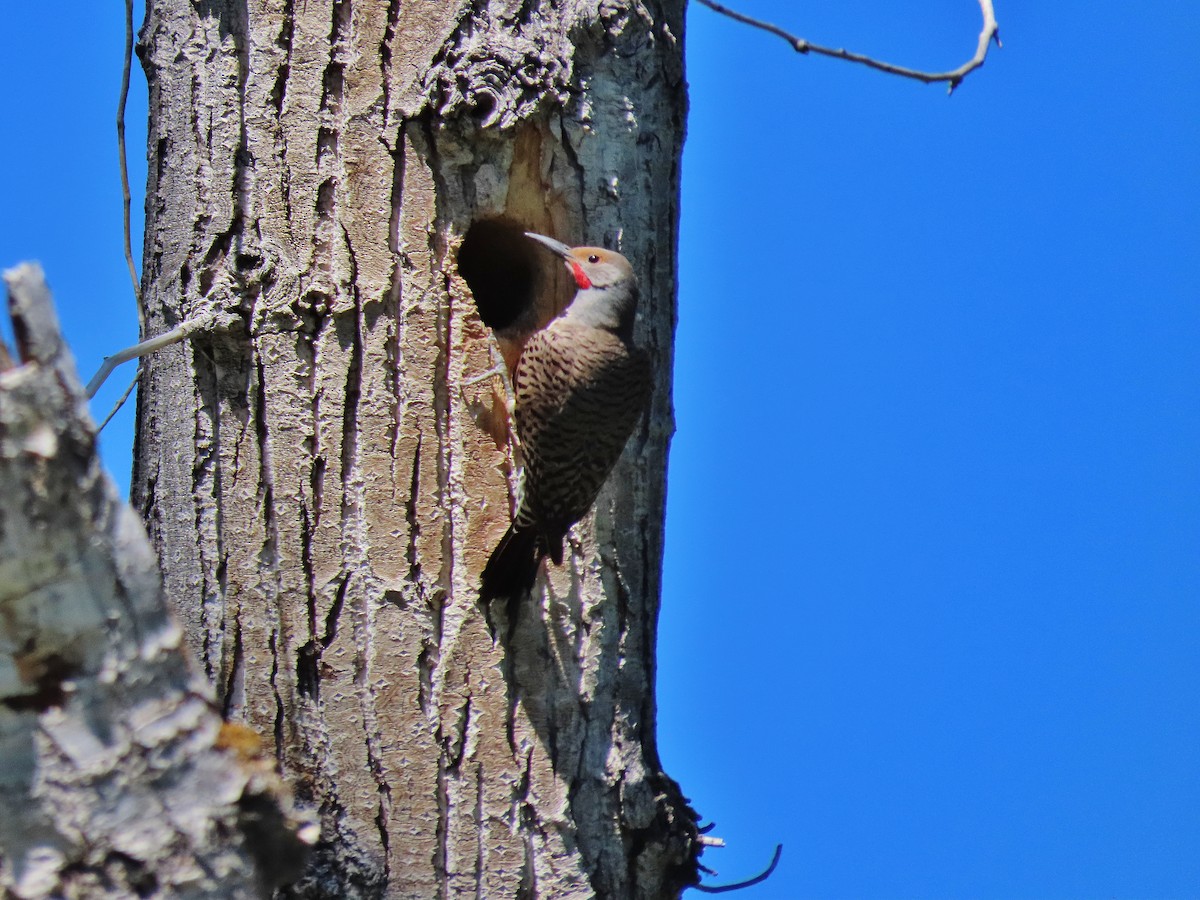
<box><xmin>98</xmin><ymin>366</ymin><xmax>141</xmax><ymax>432</ymax></box>
<box><xmin>85</xmin><ymin>310</ymin><xmax>235</xmax><ymax>398</ymax></box>
<box><xmin>694</xmin><ymin>0</ymin><xmax>1001</xmax><ymax>94</ymax></box>
<box><xmin>1</xmin><ymin>262</ymin><xmax>317</xmax><ymax>896</ymax></box>
<box><xmin>694</xmin><ymin>843</ymin><xmax>784</xmax><ymax>893</ymax></box>
<box><xmin>118</xmin><ymin>0</ymin><xmax>141</xmax><ymax>318</ymax></box>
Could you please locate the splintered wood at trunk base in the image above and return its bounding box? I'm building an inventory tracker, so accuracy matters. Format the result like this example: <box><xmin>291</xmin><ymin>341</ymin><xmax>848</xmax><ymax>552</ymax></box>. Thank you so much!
<box><xmin>134</xmin><ymin>0</ymin><xmax>698</xmax><ymax>896</ymax></box>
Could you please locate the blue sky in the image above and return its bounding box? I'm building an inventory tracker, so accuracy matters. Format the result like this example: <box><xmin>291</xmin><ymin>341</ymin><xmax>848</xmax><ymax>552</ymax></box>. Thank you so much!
<box><xmin>661</xmin><ymin>3</ymin><xmax>1199</xmax><ymax>897</ymax></box>
<box><xmin>3</xmin><ymin>3</ymin><xmax>1197</xmax><ymax>898</ymax></box>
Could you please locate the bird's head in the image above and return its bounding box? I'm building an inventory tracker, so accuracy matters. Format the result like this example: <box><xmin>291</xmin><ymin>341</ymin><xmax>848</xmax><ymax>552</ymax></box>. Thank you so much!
<box><xmin>525</xmin><ymin>232</ymin><xmax>639</xmax><ymax>337</ymax></box>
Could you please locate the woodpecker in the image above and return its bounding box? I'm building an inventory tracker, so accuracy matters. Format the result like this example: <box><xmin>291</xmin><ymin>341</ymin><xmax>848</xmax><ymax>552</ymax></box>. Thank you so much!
<box><xmin>480</xmin><ymin>232</ymin><xmax>653</xmax><ymax>603</ymax></box>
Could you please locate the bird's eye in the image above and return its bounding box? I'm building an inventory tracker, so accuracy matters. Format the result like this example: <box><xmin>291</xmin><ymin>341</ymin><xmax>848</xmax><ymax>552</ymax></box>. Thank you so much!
<box><xmin>587</xmin><ymin>254</ymin><xmax>600</xmax><ymax>264</ymax></box>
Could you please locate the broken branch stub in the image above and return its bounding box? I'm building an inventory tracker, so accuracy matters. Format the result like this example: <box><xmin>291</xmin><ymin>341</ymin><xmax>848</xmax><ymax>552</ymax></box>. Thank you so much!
<box><xmin>0</xmin><ymin>263</ymin><xmax>315</xmax><ymax>898</ymax></box>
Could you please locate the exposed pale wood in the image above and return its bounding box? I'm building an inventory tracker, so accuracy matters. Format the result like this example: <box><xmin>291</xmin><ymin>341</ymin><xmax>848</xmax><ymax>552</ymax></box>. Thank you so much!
<box><xmin>0</xmin><ymin>263</ymin><xmax>314</xmax><ymax>898</ymax></box>
<box><xmin>134</xmin><ymin>1</ymin><xmax>696</xmax><ymax>897</ymax></box>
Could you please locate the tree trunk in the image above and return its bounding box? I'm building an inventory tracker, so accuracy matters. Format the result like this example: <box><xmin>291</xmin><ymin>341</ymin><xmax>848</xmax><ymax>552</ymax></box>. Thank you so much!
<box><xmin>0</xmin><ymin>264</ymin><xmax>313</xmax><ymax>898</ymax></box>
<box><xmin>134</xmin><ymin>1</ymin><xmax>696</xmax><ymax>897</ymax></box>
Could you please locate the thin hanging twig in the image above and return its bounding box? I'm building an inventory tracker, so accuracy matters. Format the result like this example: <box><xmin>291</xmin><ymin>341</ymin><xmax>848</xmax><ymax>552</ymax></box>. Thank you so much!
<box><xmin>117</xmin><ymin>0</ymin><xmax>143</xmax><ymax>320</ymax></box>
<box><xmin>693</xmin><ymin>843</ymin><xmax>784</xmax><ymax>894</ymax></box>
<box><xmin>98</xmin><ymin>367</ymin><xmax>142</xmax><ymax>432</ymax></box>
<box><xmin>694</xmin><ymin>0</ymin><xmax>1001</xmax><ymax>94</ymax></box>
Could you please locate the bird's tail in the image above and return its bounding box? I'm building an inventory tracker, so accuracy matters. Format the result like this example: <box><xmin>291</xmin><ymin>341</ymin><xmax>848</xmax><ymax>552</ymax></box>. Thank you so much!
<box><xmin>480</xmin><ymin>525</ymin><xmax>543</xmax><ymax>603</ymax></box>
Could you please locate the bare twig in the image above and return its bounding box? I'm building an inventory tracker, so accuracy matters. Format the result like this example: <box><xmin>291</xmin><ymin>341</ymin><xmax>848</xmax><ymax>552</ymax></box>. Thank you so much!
<box><xmin>694</xmin><ymin>0</ymin><xmax>1001</xmax><ymax>94</ymax></box>
<box><xmin>118</xmin><ymin>0</ymin><xmax>142</xmax><ymax>318</ymax></box>
<box><xmin>86</xmin><ymin>310</ymin><xmax>229</xmax><ymax>398</ymax></box>
<box><xmin>98</xmin><ymin>367</ymin><xmax>142</xmax><ymax>432</ymax></box>
<box><xmin>693</xmin><ymin>843</ymin><xmax>783</xmax><ymax>894</ymax></box>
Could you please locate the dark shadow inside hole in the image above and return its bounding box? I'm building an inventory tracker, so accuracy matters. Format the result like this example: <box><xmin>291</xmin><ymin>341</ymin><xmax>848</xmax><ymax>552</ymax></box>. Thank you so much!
<box><xmin>457</xmin><ymin>218</ymin><xmax>542</xmax><ymax>334</ymax></box>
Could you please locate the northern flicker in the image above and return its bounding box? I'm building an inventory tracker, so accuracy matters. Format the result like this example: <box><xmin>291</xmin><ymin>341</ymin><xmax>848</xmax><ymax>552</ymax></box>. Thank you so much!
<box><xmin>480</xmin><ymin>232</ymin><xmax>653</xmax><ymax>602</ymax></box>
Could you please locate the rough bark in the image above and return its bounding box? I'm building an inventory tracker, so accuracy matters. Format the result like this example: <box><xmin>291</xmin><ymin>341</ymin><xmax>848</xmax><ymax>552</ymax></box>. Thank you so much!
<box><xmin>134</xmin><ymin>1</ymin><xmax>696</xmax><ymax>897</ymax></box>
<box><xmin>0</xmin><ymin>264</ymin><xmax>314</xmax><ymax>899</ymax></box>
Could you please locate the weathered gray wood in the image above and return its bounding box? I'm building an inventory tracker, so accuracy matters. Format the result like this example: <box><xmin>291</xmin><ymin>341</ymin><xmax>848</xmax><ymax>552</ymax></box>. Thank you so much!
<box><xmin>134</xmin><ymin>2</ymin><xmax>697</xmax><ymax>896</ymax></box>
<box><xmin>0</xmin><ymin>263</ymin><xmax>314</xmax><ymax>898</ymax></box>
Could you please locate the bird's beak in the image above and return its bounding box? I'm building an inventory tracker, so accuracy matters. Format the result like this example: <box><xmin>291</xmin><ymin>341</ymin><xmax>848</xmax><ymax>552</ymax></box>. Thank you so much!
<box><xmin>525</xmin><ymin>231</ymin><xmax>573</xmax><ymax>259</ymax></box>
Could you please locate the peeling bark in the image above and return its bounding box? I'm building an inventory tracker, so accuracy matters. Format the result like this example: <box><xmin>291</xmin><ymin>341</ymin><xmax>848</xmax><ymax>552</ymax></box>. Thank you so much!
<box><xmin>134</xmin><ymin>1</ymin><xmax>696</xmax><ymax>896</ymax></box>
<box><xmin>0</xmin><ymin>264</ymin><xmax>313</xmax><ymax>899</ymax></box>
